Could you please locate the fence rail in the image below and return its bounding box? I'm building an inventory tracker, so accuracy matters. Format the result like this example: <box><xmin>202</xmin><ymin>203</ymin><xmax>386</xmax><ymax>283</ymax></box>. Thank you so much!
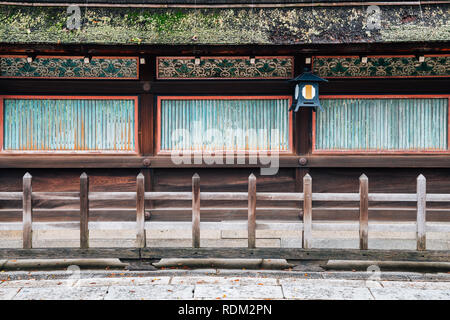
<box><xmin>0</xmin><ymin>172</ymin><xmax>449</xmax><ymax>261</ymax></box>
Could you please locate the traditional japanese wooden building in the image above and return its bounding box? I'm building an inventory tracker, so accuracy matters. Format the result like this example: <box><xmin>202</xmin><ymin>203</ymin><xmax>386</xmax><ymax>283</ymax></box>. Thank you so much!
<box><xmin>0</xmin><ymin>0</ymin><xmax>449</xmax><ymax>231</ymax></box>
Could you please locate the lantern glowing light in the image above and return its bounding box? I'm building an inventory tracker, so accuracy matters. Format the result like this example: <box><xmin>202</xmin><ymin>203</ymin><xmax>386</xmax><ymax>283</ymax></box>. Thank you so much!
<box><xmin>288</xmin><ymin>71</ymin><xmax>328</xmax><ymax>112</ymax></box>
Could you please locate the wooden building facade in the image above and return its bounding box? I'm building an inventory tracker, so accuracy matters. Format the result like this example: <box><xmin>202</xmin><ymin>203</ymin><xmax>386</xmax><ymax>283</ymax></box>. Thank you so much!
<box><xmin>0</xmin><ymin>0</ymin><xmax>449</xmax><ymax>225</ymax></box>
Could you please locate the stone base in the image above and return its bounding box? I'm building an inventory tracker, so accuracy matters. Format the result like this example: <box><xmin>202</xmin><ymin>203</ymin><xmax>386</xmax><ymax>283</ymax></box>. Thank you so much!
<box><xmin>0</xmin><ymin>221</ymin><xmax>448</xmax><ymax>250</ymax></box>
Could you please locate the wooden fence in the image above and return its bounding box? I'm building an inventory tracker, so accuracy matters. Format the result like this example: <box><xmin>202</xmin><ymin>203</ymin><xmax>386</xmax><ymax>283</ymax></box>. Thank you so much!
<box><xmin>0</xmin><ymin>172</ymin><xmax>449</xmax><ymax>261</ymax></box>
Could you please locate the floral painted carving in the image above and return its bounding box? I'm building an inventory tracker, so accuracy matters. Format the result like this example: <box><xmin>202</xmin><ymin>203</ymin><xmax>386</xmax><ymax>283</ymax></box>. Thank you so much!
<box><xmin>157</xmin><ymin>57</ymin><xmax>294</xmax><ymax>79</ymax></box>
<box><xmin>312</xmin><ymin>56</ymin><xmax>450</xmax><ymax>78</ymax></box>
<box><xmin>0</xmin><ymin>56</ymin><xmax>139</xmax><ymax>79</ymax></box>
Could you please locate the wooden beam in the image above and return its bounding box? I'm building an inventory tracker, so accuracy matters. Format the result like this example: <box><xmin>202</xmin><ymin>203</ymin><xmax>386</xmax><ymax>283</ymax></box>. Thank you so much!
<box><xmin>32</xmin><ymin>192</ymin><xmax>79</xmax><ymax>201</ymax></box>
<box><xmin>3</xmin><ymin>221</ymin><xmax>449</xmax><ymax>233</ymax></box>
<box><xmin>90</xmin><ymin>192</ymin><xmax>136</xmax><ymax>201</ymax></box>
<box><xmin>248</xmin><ymin>174</ymin><xmax>257</xmax><ymax>249</ymax></box>
<box><xmin>1</xmin><ymin>207</ymin><xmax>449</xmax><ymax>222</ymax></box>
<box><xmin>359</xmin><ymin>174</ymin><xmax>369</xmax><ymax>250</ymax></box>
<box><xmin>296</xmin><ymin>110</ymin><xmax>311</xmax><ymax>155</ymax></box>
<box><xmin>143</xmin><ymin>156</ymin><xmax>300</xmax><ymax>168</ymax></box>
<box><xmin>142</xmin><ymin>168</ymin><xmax>153</xmax><ymax>220</ymax></box>
<box><xmin>192</xmin><ymin>173</ymin><xmax>200</xmax><ymax>248</ymax></box>
<box><xmin>142</xmin><ymin>248</ymin><xmax>449</xmax><ymax>261</ymax></box>
<box><xmin>5</xmin><ymin>189</ymin><xmax>450</xmax><ymax>203</ymax></box>
<box><xmin>0</xmin><ymin>79</ymin><xmax>290</xmax><ymax>95</ymax></box>
<box><xmin>140</xmin><ymin>94</ymin><xmax>154</xmax><ymax>155</ymax></box>
<box><xmin>136</xmin><ymin>173</ymin><xmax>146</xmax><ymax>248</ymax></box>
<box><xmin>22</xmin><ymin>172</ymin><xmax>32</xmax><ymax>249</ymax></box>
<box><xmin>305</xmin><ymin>156</ymin><xmax>450</xmax><ymax>168</ymax></box>
<box><xmin>0</xmin><ymin>156</ymin><xmax>146</xmax><ymax>168</ymax></box>
<box><xmin>0</xmin><ymin>247</ymin><xmax>448</xmax><ymax>261</ymax></box>
<box><xmin>417</xmin><ymin>174</ymin><xmax>427</xmax><ymax>251</ymax></box>
<box><xmin>303</xmin><ymin>173</ymin><xmax>312</xmax><ymax>249</ymax></box>
<box><xmin>4</xmin><ymin>155</ymin><xmax>450</xmax><ymax>168</ymax></box>
<box><xmin>140</xmin><ymin>248</ymin><xmax>450</xmax><ymax>261</ymax></box>
<box><xmin>2</xmin><ymin>78</ymin><xmax>450</xmax><ymax>96</ymax></box>
<box><xmin>3</xmin><ymin>221</ymin><xmax>450</xmax><ymax>233</ymax></box>
<box><xmin>0</xmin><ymin>248</ymin><xmax>140</xmax><ymax>259</ymax></box>
<box><xmin>0</xmin><ymin>192</ymin><xmax>24</xmax><ymax>200</ymax></box>
<box><xmin>295</xmin><ymin>168</ymin><xmax>309</xmax><ymax>220</ymax></box>
<box><xmin>80</xmin><ymin>173</ymin><xmax>89</xmax><ymax>249</ymax></box>
<box><xmin>1</xmin><ymin>42</ymin><xmax>449</xmax><ymax>58</ymax></box>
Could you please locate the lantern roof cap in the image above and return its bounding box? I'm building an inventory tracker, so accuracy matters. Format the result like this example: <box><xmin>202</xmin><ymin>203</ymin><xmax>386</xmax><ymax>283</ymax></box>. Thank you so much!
<box><xmin>289</xmin><ymin>71</ymin><xmax>328</xmax><ymax>83</ymax></box>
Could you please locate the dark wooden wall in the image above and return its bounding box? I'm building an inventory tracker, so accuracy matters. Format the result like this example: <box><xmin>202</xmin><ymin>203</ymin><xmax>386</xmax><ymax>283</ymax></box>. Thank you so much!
<box><xmin>1</xmin><ymin>167</ymin><xmax>450</xmax><ymax>222</ymax></box>
<box><xmin>0</xmin><ymin>44</ymin><xmax>449</xmax><ymax>223</ymax></box>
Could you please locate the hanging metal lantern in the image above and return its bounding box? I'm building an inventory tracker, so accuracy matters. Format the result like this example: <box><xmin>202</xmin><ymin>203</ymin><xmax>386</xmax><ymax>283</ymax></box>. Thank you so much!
<box><xmin>288</xmin><ymin>71</ymin><xmax>328</xmax><ymax>112</ymax></box>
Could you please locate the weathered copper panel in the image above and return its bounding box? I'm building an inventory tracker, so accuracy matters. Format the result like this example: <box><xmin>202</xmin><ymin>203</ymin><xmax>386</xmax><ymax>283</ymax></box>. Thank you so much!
<box><xmin>2</xmin><ymin>97</ymin><xmax>137</xmax><ymax>152</ymax></box>
<box><xmin>158</xmin><ymin>96</ymin><xmax>292</xmax><ymax>152</ymax></box>
<box><xmin>315</xmin><ymin>97</ymin><xmax>448</xmax><ymax>152</ymax></box>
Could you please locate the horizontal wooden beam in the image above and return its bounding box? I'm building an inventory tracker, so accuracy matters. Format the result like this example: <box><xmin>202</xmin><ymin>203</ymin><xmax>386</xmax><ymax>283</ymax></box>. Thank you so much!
<box><xmin>0</xmin><ymin>156</ymin><xmax>145</xmax><ymax>168</ymax></box>
<box><xmin>0</xmin><ymin>79</ymin><xmax>290</xmax><ymax>95</ymax></box>
<box><xmin>1</xmin><ymin>42</ymin><xmax>449</xmax><ymax>56</ymax></box>
<box><xmin>0</xmin><ymin>248</ymin><xmax>140</xmax><ymax>259</ymax></box>
<box><xmin>1</xmin><ymin>221</ymin><xmax>449</xmax><ymax>233</ymax></box>
<box><xmin>306</xmin><ymin>156</ymin><xmax>450</xmax><ymax>168</ymax></box>
<box><xmin>2</xmin><ymin>79</ymin><xmax>449</xmax><ymax>95</ymax></box>
<box><xmin>0</xmin><ymin>155</ymin><xmax>302</xmax><ymax>168</ymax></box>
<box><xmin>3</xmin><ymin>191</ymin><xmax>450</xmax><ymax>202</ymax></box>
<box><xmin>2</xmin><ymin>155</ymin><xmax>450</xmax><ymax>168</ymax></box>
<box><xmin>140</xmin><ymin>248</ymin><xmax>450</xmax><ymax>261</ymax></box>
<box><xmin>0</xmin><ymin>247</ymin><xmax>448</xmax><ymax>262</ymax></box>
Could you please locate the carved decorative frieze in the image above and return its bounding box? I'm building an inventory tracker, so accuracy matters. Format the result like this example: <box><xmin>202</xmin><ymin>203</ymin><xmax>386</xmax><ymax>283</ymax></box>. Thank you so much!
<box><xmin>157</xmin><ymin>56</ymin><xmax>294</xmax><ymax>79</ymax></box>
<box><xmin>0</xmin><ymin>56</ymin><xmax>139</xmax><ymax>79</ymax></box>
<box><xmin>312</xmin><ymin>55</ymin><xmax>450</xmax><ymax>78</ymax></box>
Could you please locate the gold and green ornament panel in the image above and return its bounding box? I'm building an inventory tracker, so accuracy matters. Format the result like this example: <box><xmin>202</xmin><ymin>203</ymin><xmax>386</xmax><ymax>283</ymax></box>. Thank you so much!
<box><xmin>157</xmin><ymin>56</ymin><xmax>294</xmax><ymax>80</ymax></box>
<box><xmin>0</xmin><ymin>56</ymin><xmax>139</xmax><ymax>79</ymax></box>
<box><xmin>313</xmin><ymin>55</ymin><xmax>450</xmax><ymax>78</ymax></box>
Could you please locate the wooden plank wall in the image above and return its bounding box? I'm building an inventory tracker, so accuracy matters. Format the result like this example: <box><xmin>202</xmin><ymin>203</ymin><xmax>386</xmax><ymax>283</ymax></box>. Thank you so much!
<box><xmin>0</xmin><ymin>168</ymin><xmax>450</xmax><ymax>222</ymax></box>
<box><xmin>0</xmin><ymin>45</ymin><xmax>449</xmax><ymax>224</ymax></box>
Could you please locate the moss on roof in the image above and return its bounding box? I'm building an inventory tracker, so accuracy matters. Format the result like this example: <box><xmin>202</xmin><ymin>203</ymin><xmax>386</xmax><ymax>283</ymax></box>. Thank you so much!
<box><xmin>0</xmin><ymin>4</ymin><xmax>448</xmax><ymax>45</ymax></box>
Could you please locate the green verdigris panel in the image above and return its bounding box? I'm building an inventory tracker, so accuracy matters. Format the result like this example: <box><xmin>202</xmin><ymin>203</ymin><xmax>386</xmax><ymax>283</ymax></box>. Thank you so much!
<box><xmin>0</xmin><ymin>56</ymin><xmax>139</xmax><ymax>79</ymax></box>
<box><xmin>315</xmin><ymin>98</ymin><xmax>448</xmax><ymax>151</ymax></box>
<box><xmin>3</xmin><ymin>98</ymin><xmax>136</xmax><ymax>151</ymax></box>
<box><xmin>157</xmin><ymin>57</ymin><xmax>294</xmax><ymax>79</ymax></box>
<box><xmin>313</xmin><ymin>56</ymin><xmax>450</xmax><ymax>78</ymax></box>
<box><xmin>160</xmin><ymin>98</ymin><xmax>291</xmax><ymax>152</ymax></box>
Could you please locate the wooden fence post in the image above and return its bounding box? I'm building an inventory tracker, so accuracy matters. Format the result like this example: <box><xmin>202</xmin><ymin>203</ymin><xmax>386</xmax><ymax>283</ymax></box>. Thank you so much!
<box><xmin>80</xmin><ymin>173</ymin><xmax>89</xmax><ymax>249</ymax></box>
<box><xmin>359</xmin><ymin>174</ymin><xmax>369</xmax><ymax>250</ymax></box>
<box><xmin>303</xmin><ymin>174</ymin><xmax>312</xmax><ymax>249</ymax></box>
<box><xmin>248</xmin><ymin>174</ymin><xmax>256</xmax><ymax>249</ymax></box>
<box><xmin>417</xmin><ymin>174</ymin><xmax>426</xmax><ymax>251</ymax></box>
<box><xmin>192</xmin><ymin>173</ymin><xmax>201</xmax><ymax>248</ymax></box>
<box><xmin>136</xmin><ymin>173</ymin><xmax>146</xmax><ymax>248</ymax></box>
<box><xmin>22</xmin><ymin>172</ymin><xmax>32</xmax><ymax>249</ymax></box>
